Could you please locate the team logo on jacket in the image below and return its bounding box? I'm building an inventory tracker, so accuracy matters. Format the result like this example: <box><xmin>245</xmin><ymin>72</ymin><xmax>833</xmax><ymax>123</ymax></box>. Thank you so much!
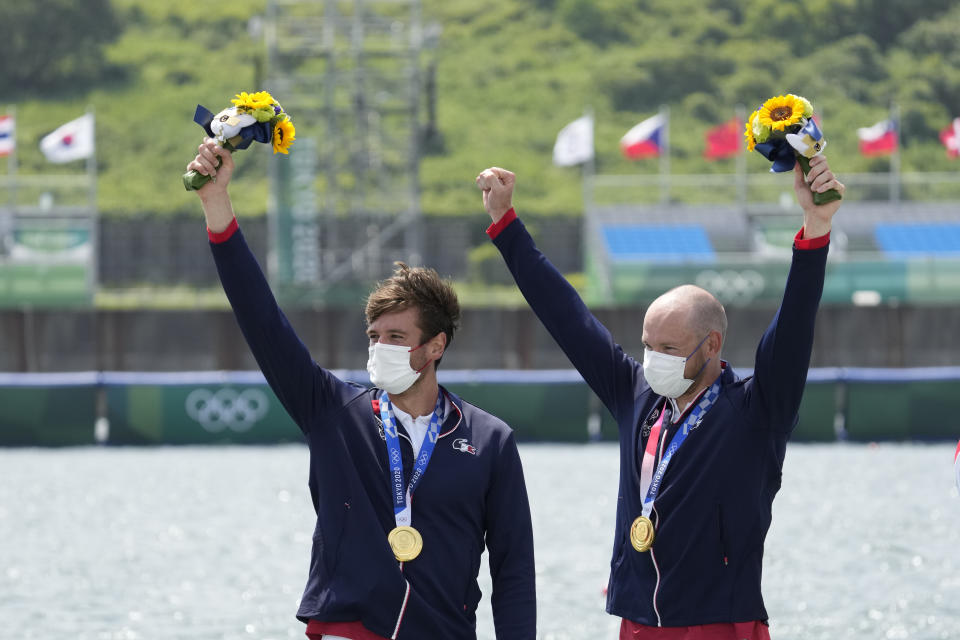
<box><xmin>642</xmin><ymin>408</ymin><xmax>659</xmax><ymax>437</ymax></box>
<box><xmin>452</xmin><ymin>438</ymin><xmax>477</xmax><ymax>455</ymax></box>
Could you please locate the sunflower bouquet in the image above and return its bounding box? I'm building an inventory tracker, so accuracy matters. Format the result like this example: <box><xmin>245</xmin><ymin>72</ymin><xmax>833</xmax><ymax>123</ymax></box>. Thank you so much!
<box><xmin>745</xmin><ymin>94</ymin><xmax>841</xmax><ymax>205</ymax></box>
<box><xmin>182</xmin><ymin>90</ymin><xmax>296</xmax><ymax>191</ymax></box>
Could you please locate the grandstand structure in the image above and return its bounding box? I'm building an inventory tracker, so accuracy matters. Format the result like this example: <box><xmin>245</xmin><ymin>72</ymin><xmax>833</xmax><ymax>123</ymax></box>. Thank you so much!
<box><xmin>583</xmin><ymin>170</ymin><xmax>960</xmax><ymax>306</ymax></box>
<box><xmin>263</xmin><ymin>0</ymin><xmax>437</xmax><ymax>305</ymax></box>
<box><xmin>249</xmin><ymin>2</ymin><xmax>960</xmax><ymax>310</ymax></box>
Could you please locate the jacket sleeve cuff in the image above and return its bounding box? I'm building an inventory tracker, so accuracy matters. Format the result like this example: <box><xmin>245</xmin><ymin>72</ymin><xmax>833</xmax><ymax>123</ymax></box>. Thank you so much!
<box><xmin>794</xmin><ymin>227</ymin><xmax>830</xmax><ymax>251</ymax></box>
<box><xmin>208</xmin><ymin>217</ymin><xmax>239</xmax><ymax>244</ymax></box>
<box><xmin>485</xmin><ymin>208</ymin><xmax>518</xmax><ymax>240</ymax></box>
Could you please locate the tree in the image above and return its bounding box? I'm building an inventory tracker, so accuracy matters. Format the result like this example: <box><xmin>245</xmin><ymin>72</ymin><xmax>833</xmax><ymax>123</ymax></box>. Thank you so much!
<box><xmin>0</xmin><ymin>0</ymin><xmax>122</xmax><ymax>94</ymax></box>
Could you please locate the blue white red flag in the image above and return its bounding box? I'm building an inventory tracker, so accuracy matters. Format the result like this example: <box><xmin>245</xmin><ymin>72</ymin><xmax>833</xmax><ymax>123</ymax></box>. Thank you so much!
<box><xmin>620</xmin><ymin>113</ymin><xmax>666</xmax><ymax>159</ymax></box>
<box><xmin>856</xmin><ymin>118</ymin><xmax>897</xmax><ymax>156</ymax></box>
<box><xmin>0</xmin><ymin>115</ymin><xmax>14</xmax><ymax>157</ymax></box>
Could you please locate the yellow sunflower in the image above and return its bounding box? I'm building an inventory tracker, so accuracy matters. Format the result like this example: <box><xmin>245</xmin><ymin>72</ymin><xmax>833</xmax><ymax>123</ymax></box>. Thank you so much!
<box><xmin>757</xmin><ymin>94</ymin><xmax>808</xmax><ymax>131</ymax></box>
<box><xmin>744</xmin><ymin>111</ymin><xmax>758</xmax><ymax>151</ymax></box>
<box><xmin>232</xmin><ymin>90</ymin><xmax>276</xmax><ymax>112</ymax></box>
<box><xmin>272</xmin><ymin>116</ymin><xmax>296</xmax><ymax>154</ymax></box>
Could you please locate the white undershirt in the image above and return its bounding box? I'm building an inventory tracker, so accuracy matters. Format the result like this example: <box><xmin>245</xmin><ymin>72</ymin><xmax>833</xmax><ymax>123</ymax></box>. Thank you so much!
<box><xmin>321</xmin><ymin>398</ymin><xmax>450</xmax><ymax>640</ymax></box>
<box><xmin>389</xmin><ymin>395</ymin><xmax>450</xmax><ymax>458</ymax></box>
<box><xmin>667</xmin><ymin>386</ymin><xmax>707</xmax><ymax>424</ymax></box>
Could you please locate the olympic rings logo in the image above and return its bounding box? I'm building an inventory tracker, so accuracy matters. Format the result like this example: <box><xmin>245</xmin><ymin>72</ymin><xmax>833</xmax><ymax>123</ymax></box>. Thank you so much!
<box><xmin>694</xmin><ymin>269</ymin><xmax>766</xmax><ymax>304</ymax></box>
<box><xmin>185</xmin><ymin>388</ymin><xmax>270</xmax><ymax>433</ymax></box>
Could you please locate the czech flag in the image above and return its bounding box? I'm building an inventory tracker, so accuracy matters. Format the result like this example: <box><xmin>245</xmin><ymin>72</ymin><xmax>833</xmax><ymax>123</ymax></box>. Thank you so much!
<box><xmin>620</xmin><ymin>113</ymin><xmax>666</xmax><ymax>159</ymax></box>
<box><xmin>856</xmin><ymin>119</ymin><xmax>898</xmax><ymax>156</ymax></box>
<box><xmin>703</xmin><ymin>117</ymin><xmax>741</xmax><ymax>160</ymax></box>
<box><xmin>0</xmin><ymin>115</ymin><xmax>14</xmax><ymax>157</ymax></box>
<box><xmin>940</xmin><ymin>117</ymin><xmax>960</xmax><ymax>158</ymax></box>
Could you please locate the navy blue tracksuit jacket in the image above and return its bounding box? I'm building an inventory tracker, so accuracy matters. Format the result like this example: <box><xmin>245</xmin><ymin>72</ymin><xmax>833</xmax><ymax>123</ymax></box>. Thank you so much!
<box><xmin>491</xmin><ymin>212</ymin><xmax>827</xmax><ymax>627</ymax></box>
<box><xmin>210</xmin><ymin>226</ymin><xmax>536</xmax><ymax>640</ymax></box>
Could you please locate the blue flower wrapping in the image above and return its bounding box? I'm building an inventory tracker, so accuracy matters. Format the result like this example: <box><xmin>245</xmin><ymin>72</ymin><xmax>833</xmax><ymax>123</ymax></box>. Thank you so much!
<box><xmin>754</xmin><ymin>135</ymin><xmax>841</xmax><ymax>204</ymax></box>
<box><xmin>754</xmin><ymin>137</ymin><xmax>798</xmax><ymax>173</ymax></box>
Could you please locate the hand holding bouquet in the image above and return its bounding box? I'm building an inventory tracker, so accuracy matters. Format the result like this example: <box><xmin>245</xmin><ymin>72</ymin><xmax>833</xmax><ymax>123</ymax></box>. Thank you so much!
<box><xmin>182</xmin><ymin>90</ymin><xmax>295</xmax><ymax>191</ymax></box>
<box><xmin>745</xmin><ymin>94</ymin><xmax>841</xmax><ymax>205</ymax></box>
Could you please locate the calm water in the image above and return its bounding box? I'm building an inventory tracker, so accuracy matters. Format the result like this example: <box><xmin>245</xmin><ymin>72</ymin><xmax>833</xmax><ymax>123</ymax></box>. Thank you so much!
<box><xmin>2</xmin><ymin>443</ymin><xmax>958</xmax><ymax>640</ymax></box>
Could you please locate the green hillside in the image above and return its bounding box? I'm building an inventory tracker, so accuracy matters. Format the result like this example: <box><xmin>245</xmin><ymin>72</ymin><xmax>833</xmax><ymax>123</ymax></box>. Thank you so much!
<box><xmin>3</xmin><ymin>0</ymin><xmax>959</xmax><ymax>219</ymax></box>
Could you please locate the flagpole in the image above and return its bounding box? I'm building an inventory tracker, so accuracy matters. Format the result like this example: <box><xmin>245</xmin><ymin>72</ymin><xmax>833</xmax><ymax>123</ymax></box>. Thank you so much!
<box><xmin>890</xmin><ymin>102</ymin><xmax>901</xmax><ymax>203</ymax></box>
<box><xmin>5</xmin><ymin>105</ymin><xmax>16</xmax><ymax>209</ymax></box>
<box><xmin>579</xmin><ymin>106</ymin><xmax>610</xmax><ymax>303</ymax></box>
<box><xmin>583</xmin><ymin>106</ymin><xmax>595</xmax><ymax>212</ymax></box>
<box><xmin>86</xmin><ymin>106</ymin><xmax>98</xmax><ymax>301</ymax></box>
<box><xmin>659</xmin><ymin>105</ymin><xmax>670</xmax><ymax>204</ymax></box>
<box><xmin>86</xmin><ymin>108</ymin><xmax>97</xmax><ymax>210</ymax></box>
<box><xmin>734</xmin><ymin>105</ymin><xmax>747</xmax><ymax>214</ymax></box>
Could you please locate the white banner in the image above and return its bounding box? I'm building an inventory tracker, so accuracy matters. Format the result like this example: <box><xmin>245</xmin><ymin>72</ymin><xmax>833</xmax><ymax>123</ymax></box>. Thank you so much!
<box><xmin>553</xmin><ymin>115</ymin><xmax>593</xmax><ymax>167</ymax></box>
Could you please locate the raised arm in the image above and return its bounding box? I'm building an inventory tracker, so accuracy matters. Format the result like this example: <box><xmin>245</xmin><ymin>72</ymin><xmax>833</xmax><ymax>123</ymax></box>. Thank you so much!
<box><xmin>476</xmin><ymin>167</ymin><xmax>640</xmax><ymax>422</ymax></box>
<box><xmin>750</xmin><ymin>155</ymin><xmax>844</xmax><ymax>430</ymax></box>
<box><xmin>186</xmin><ymin>139</ymin><xmax>341</xmax><ymax>431</ymax></box>
<box><xmin>188</xmin><ymin>138</ymin><xmax>237</xmax><ymax>234</ymax></box>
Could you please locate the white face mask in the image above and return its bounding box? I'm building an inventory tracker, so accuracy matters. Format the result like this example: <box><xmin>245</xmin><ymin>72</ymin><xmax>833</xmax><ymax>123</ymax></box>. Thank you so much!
<box><xmin>367</xmin><ymin>343</ymin><xmax>424</xmax><ymax>395</ymax></box>
<box><xmin>642</xmin><ymin>335</ymin><xmax>710</xmax><ymax>398</ymax></box>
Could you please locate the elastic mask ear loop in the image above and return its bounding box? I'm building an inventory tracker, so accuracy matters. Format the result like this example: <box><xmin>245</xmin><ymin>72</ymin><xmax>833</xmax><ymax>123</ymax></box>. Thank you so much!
<box><xmin>409</xmin><ymin>337</ymin><xmax>437</xmax><ymax>374</ymax></box>
<box><xmin>688</xmin><ymin>334</ymin><xmax>712</xmax><ymax>380</ymax></box>
<box><xmin>687</xmin><ymin>334</ymin><xmax>710</xmax><ymax>359</ymax></box>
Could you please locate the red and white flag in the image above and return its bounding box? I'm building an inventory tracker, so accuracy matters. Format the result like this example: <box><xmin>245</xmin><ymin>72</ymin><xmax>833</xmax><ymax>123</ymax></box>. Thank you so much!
<box><xmin>0</xmin><ymin>115</ymin><xmax>14</xmax><ymax>157</ymax></box>
<box><xmin>940</xmin><ymin>117</ymin><xmax>960</xmax><ymax>158</ymax></box>
<box><xmin>954</xmin><ymin>440</ymin><xmax>960</xmax><ymax>491</ymax></box>
<box><xmin>40</xmin><ymin>113</ymin><xmax>95</xmax><ymax>163</ymax></box>
<box><xmin>856</xmin><ymin>118</ymin><xmax>897</xmax><ymax>156</ymax></box>
<box><xmin>703</xmin><ymin>117</ymin><xmax>741</xmax><ymax>160</ymax></box>
<box><xmin>620</xmin><ymin>113</ymin><xmax>666</xmax><ymax>159</ymax></box>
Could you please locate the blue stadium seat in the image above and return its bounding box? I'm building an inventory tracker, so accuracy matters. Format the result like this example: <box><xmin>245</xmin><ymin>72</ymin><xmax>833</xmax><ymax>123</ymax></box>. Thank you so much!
<box><xmin>874</xmin><ymin>223</ymin><xmax>960</xmax><ymax>257</ymax></box>
<box><xmin>602</xmin><ymin>224</ymin><xmax>715</xmax><ymax>262</ymax></box>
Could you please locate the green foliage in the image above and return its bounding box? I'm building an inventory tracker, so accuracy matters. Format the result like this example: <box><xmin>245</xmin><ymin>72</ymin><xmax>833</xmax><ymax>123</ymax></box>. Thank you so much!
<box><xmin>0</xmin><ymin>0</ymin><xmax>122</xmax><ymax>94</ymax></box>
<box><xmin>892</xmin><ymin>5</ymin><xmax>960</xmax><ymax>114</ymax></box>
<box><xmin>5</xmin><ymin>0</ymin><xmax>960</xmax><ymax>219</ymax></box>
<box><xmin>557</xmin><ymin>0</ymin><xmax>628</xmax><ymax>46</ymax></box>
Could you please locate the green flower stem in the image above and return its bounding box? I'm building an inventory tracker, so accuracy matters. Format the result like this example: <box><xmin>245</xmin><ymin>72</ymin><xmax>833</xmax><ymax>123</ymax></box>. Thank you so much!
<box><xmin>182</xmin><ymin>157</ymin><xmax>222</xmax><ymax>191</ymax></box>
<box><xmin>796</xmin><ymin>154</ymin><xmax>842</xmax><ymax>205</ymax></box>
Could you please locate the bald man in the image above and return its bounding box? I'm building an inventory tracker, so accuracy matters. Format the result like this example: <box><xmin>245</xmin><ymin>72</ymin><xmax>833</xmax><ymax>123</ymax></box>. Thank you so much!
<box><xmin>477</xmin><ymin>155</ymin><xmax>844</xmax><ymax>640</ymax></box>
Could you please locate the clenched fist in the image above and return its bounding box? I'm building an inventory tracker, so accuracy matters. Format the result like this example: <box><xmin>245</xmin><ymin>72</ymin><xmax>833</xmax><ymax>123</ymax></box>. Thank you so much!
<box><xmin>476</xmin><ymin>167</ymin><xmax>516</xmax><ymax>223</ymax></box>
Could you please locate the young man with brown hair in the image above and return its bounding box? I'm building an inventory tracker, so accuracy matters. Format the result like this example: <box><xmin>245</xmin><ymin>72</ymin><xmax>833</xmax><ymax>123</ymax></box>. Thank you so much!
<box><xmin>186</xmin><ymin>139</ymin><xmax>535</xmax><ymax>640</ymax></box>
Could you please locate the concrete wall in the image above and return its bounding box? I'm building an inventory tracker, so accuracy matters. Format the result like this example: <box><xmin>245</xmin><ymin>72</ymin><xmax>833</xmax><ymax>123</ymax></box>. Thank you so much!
<box><xmin>2</xmin><ymin>303</ymin><xmax>958</xmax><ymax>373</ymax></box>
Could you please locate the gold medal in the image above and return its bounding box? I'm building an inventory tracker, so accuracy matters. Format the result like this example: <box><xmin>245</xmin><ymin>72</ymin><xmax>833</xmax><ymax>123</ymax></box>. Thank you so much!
<box><xmin>630</xmin><ymin>516</ymin><xmax>655</xmax><ymax>552</ymax></box>
<box><xmin>388</xmin><ymin>525</ymin><xmax>423</xmax><ymax>561</ymax></box>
